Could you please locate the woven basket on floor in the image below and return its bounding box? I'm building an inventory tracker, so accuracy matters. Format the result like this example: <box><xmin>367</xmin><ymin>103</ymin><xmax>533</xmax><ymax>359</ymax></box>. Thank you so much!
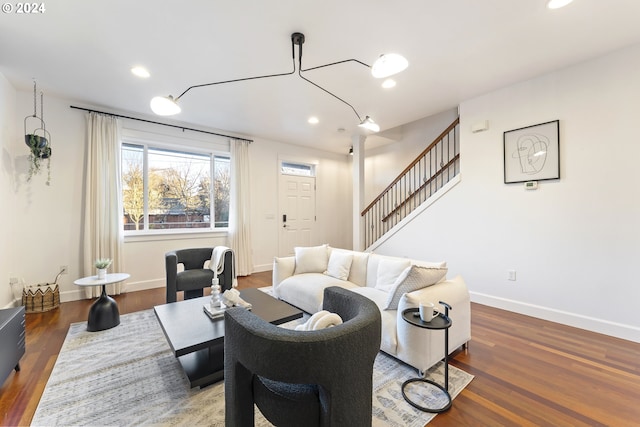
<box><xmin>22</xmin><ymin>283</ymin><xmax>60</xmax><ymax>313</ymax></box>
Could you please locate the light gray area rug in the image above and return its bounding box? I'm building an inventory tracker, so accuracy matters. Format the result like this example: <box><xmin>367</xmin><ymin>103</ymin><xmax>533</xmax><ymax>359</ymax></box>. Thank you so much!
<box><xmin>32</xmin><ymin>306</ymin><xmax>472</xmax><ymax>426</ymax></box>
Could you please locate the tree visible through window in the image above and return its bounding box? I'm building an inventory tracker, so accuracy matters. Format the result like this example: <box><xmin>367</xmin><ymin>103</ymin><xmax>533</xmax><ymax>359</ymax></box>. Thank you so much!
<box><xmin>122</xmin><ymin>143</ymin><xmax>230</xmax><ymax>231</ymax></box>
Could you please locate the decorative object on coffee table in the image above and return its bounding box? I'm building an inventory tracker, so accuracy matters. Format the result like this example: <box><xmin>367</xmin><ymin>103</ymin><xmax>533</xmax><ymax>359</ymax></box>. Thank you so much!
<box><xmin>401</xmin><ymin>301</ymin><xmax>453</xmax><ymax>413</ymax></box>
<box><xmin>74</xmin><ymin>272</ymin><xmax>129</xmax><ymax>332</ymax></box>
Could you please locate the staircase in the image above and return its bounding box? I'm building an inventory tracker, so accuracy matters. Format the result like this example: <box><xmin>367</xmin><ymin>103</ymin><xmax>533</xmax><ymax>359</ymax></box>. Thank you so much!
<box><xmin>361</xmin><ymin>118</ymin><xmax>460</xmax><ymax>248</ymax></box>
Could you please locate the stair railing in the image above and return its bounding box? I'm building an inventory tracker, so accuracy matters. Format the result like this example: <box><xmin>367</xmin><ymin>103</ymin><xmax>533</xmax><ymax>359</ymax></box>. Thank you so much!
<box><xmin>361</xmin><ymin>118</ymin><xmax>460</xmax><ymax>248</ymax></box>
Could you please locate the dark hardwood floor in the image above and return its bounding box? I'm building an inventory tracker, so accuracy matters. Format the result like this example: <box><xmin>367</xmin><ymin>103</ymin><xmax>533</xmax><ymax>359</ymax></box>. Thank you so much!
<box><xmin>1</xmin><ymin>271</ymin><xmax>639</xmax><ymax>426</ymax></box>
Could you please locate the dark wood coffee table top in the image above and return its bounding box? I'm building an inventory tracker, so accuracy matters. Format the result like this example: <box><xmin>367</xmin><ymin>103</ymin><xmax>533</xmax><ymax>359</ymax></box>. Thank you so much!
<box><xmin>154</xmin><ymin>288</ymin><xmax>303</xmax><ymax>357</ymax></box>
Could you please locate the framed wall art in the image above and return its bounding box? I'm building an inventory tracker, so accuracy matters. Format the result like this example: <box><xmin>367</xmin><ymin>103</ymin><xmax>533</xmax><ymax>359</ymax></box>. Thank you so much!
<box><xmin>503</xmin><ymin>120</ymin><xmax>560</xmax><ymax>184</ymax></box>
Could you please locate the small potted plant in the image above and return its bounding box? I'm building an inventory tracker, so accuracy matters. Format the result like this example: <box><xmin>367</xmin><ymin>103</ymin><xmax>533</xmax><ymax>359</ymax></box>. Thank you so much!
<box><xmin>95</xmin><ymin>258</ymin><xmax>112</xmax><ymax>279</ymax></box>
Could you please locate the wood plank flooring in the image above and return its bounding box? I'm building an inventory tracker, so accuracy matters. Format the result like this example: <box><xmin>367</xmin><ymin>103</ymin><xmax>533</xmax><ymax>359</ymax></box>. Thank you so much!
<box><xmin>1</xmin><ymin>271</ymin><xmax>638</xmax><ymax>426</ymax></box>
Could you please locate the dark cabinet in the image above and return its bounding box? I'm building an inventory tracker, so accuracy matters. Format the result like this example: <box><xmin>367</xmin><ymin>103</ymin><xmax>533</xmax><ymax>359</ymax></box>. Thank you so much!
<box><xmin>0</xmin><ymin>306</ymin><xmax>25</xmax><ymax>386</ymax></box>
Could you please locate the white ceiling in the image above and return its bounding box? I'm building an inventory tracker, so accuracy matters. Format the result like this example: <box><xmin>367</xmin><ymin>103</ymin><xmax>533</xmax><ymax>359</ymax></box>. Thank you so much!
<box><xmin>2</xmin><ymin>0</ymin><xmax>640</xmax><ymax>153</ymax></box>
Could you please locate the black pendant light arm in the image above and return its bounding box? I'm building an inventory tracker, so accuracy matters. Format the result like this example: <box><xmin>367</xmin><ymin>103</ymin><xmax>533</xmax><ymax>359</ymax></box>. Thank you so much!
<box><xmin>301</xmin><ymin>58</ymin><xmax>371</xmax><ymax>73</ymax></box>
<box><xmin>294</xmin><ymin>34</ymin><xmax>363</xmax><ymax>122</ymax></box>
<box><xmin>297</xmin><ymin>70</ymin><xmax>362</xmax><ymax>122</ymax></box>
<box><xmin>175</xmin><ymin>51</ymin><xmax>296</xmax><ymax>102</ymax></box>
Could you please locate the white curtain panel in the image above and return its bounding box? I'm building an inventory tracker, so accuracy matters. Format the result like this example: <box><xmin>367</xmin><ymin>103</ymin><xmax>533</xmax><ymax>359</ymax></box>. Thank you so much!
<box><xmin>228</xmin><ymin>139</ymin><xmax>253</xmax><ymax>279</ymax></box>
<box><xmin>82</xmin><ymin>112</ymin><xmax>124</xmax><ymax>298</ymax></box>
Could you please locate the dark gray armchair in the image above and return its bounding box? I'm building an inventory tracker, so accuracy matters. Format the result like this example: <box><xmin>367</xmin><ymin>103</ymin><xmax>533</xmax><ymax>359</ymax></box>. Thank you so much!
<box><xmin>165</xmin><ymin>247</ymin><xmax>234</xmax><ymax>303</ymax></box>
<box><xmin>224</xmin><ymin>286</ymin><xmax>382</xmax><ymax>427</ymax></box>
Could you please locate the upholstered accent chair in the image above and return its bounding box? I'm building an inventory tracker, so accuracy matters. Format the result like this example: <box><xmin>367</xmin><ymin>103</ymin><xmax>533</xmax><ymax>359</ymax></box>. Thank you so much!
<box><xmin>224</xmin><ymin>286</ymin><xmax>382</xmax><ymax>427</ymax></box>
<box><xmin>165</xmin><ymin>247</ymin><xmax>234</xmax><ymax>303</ymax></box>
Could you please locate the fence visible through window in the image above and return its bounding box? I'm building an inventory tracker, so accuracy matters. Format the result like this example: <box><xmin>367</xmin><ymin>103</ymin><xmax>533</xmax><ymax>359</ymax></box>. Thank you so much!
<box><xmin>122</xmin><ymin>143</ymin><xmax>230</xmax><ymax>232</ymax></box>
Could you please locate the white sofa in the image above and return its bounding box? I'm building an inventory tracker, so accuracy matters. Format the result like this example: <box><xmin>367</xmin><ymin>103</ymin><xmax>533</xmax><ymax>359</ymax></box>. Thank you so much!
<box><xmin>273</xmin><ymin>245</ymin><xmax>471</xmax><ymax>374</ymax></box>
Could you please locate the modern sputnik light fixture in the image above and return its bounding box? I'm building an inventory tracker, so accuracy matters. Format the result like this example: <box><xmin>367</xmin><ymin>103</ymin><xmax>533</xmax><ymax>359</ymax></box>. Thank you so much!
<box><xmin>150</xmin><ymin>32</ymin><xmax>408</xmax><ymax>133</ymax></box>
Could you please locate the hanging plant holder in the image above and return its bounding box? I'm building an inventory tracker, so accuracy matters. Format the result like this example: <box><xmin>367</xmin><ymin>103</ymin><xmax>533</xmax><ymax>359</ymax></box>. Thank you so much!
<box><xmin>24</xmin><ymin>80</ymin><xmax>52</xmax><ymax>184</ymax></box>
<box><xmin>25</xmin><ymin>120</ymin><xmax>52</xmax><ymax>159</ymax></box>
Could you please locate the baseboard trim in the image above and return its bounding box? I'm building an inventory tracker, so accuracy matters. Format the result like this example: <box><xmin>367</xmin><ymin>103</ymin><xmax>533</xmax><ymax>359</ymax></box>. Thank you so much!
<box><xmin>252</xmin><ymin>263</ymin><xmax>272</xmax><ymax>273</ymax></box>
<box><xmin>470</xmin><ymin>291</ymin><xmax>640</xmax><ymax>343</ymax></box>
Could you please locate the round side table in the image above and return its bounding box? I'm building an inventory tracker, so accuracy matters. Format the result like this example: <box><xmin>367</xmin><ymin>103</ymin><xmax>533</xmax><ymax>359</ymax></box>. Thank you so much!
<box><xmin>401</xmin><ymin>301</ymin><xmax>453</xmax><ymax>413</ymax></box>
<box><xmin>74</xmin><ymin>273</ymin><xmax>130</xmax><ymax>332</ymax></box>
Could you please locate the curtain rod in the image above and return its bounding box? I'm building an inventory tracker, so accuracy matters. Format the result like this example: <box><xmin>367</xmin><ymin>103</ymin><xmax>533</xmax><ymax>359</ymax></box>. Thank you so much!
<box><xmin>69</xmin><ymin>105</ymin><xmax>253</xmax><ymax>143</ymax></box>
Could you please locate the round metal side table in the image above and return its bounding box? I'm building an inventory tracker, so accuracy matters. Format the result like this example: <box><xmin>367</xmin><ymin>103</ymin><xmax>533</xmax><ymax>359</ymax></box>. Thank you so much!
<box><xmin>401</xmin><ymin>301</ymin><xmax>453</xmax><ymax>413</ymax></box>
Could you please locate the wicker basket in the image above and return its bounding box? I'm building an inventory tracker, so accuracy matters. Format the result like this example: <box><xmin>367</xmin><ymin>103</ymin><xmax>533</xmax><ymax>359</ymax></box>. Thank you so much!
<box><xmin>22</xmin><ymin>283</ymin><xmax>60</xmax><ymax>313</ymax></box>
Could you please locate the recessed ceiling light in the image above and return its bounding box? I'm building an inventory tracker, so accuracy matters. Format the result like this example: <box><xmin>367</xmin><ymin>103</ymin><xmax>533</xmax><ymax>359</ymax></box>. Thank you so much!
<box><xmin>547</xmin><ymin>0</ymin><xmax>573</xmax><ymax>9</ymax></box>
<box><xmin>308</xmin><ymin>116</ymin><xmax>319</xmax><ymax>124</ymax></box>
<box><xmin>382</xmin><ymin>79</ymin><xmax>396</xmax><ymax>89</ymax></box>
<box><xmin>131</xmin><ymin>66</ymin><xmax>150</xmax><ymax>78</ymax></box>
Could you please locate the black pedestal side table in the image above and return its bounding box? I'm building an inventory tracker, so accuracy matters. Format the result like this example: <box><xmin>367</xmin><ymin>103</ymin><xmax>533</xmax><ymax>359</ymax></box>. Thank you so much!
<box><xmin>74</xmin><ymin>273</ymin><xmax>130</xmax><ymax>332</ymax></box>
<box><xmin>401</xmin><ymin>301</ymin><xmax>453</xmax><ymax>413</ymax></box>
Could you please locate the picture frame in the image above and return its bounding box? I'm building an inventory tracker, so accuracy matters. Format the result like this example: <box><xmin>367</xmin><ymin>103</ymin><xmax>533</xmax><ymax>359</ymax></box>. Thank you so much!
<box><xmin>503</xmin><ymin>120</ymin><xmax>560</xmax><ymax>184</ymax></box>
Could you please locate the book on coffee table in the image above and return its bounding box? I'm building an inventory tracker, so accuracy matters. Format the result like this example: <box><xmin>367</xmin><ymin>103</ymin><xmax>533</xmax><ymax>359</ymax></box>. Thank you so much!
<box><xmin>203</xmin><ymin>302</ymin><xmax>252</xmax><ymax>320</ymax></box>
<box><xmin>203</xmin><ymin>304</ymin><xmax>227</xmax><ymax>320</ymax></box>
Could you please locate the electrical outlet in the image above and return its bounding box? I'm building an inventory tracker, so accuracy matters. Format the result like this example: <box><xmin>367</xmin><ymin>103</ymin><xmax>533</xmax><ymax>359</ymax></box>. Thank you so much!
<box><xmin>508</xmin><ymin>270</ymin><xmax>517</xmax><ymax>281</ymax></box>
<box><xmin>60</xmin><ymin>265</ymin><xmax>68</xmax><ymax>274</ymax></box>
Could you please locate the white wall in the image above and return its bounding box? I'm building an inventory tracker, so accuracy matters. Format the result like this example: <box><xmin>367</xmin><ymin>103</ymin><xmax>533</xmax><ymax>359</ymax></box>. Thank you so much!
<box><xmin>8</xmin><ymin>93</ymin><xmax>86</xmax><ymax>304</ymax></box>
<box><xmin>0</xmin><ymin>81</ymin><xmax>353</xmax><ymax>306</ymax></box>
<box><xmin>0</xmin><ymin>73</ymin><xmax>18</xmax><ymax>307</ymax></box>
<box><xmin>374</xmin><ymin>44</ymin><xmax>640</xmax><ymax>342</ymax></box>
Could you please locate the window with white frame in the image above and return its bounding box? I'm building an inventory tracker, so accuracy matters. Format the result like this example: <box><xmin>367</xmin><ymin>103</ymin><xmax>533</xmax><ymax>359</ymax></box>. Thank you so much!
<box><xmin>121</xmin><ymin>143</ymin><xmax>230</xmax><ymax>232</ymax></box>
<box><xmin>281</xmin><ymin>161</ymin><xmax>315</xmax><ymax>176</ymax></box>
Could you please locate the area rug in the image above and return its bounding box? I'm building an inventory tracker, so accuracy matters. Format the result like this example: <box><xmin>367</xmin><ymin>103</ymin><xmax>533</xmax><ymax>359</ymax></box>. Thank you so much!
<box><xmin>32</xmin><ymin>307</ymin><xmax>473</xmax><ymax>426</ymax></box>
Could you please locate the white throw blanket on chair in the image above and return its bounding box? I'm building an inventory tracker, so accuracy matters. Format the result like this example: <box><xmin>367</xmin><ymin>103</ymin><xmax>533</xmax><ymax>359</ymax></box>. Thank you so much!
<box><xmin>295</xmin><ymin>310</ymin><xmax>343</xmax><ymax>331</ymax></box>
<box><xmin>210</xmin><ymin>246</ymin><xmax>237</xmax><ymax>288</ymax></box>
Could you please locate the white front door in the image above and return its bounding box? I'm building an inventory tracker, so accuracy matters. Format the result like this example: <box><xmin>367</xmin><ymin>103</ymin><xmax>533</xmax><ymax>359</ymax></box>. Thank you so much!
<box><xmin>278</xmin><ymin>174</ymin><xmax>316</xmax><ymax>256</ymax></box>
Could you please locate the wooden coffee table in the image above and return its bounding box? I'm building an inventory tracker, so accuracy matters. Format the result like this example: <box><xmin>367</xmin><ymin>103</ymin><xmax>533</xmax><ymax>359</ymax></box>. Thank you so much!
<box><xmin>154</xmin><ymin>288</ymin><xmax>303</xmax><ymax>388</ymax></box>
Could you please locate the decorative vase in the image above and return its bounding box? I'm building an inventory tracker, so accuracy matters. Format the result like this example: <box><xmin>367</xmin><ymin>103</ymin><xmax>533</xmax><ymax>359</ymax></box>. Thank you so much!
<box><xmin>97</xmin><ymin>268</ymin><xmax>107</xmax><ymax>279</ymax></box>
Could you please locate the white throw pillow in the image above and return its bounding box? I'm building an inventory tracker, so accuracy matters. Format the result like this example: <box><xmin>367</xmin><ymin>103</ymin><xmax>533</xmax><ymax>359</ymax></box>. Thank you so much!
<box><xmin>324</xmin><ymin>250</ymin><xmax>353</xmax><ymax>281</ymax></box>
<box><xmin>294</xmin><ymin>244</ymin><xmax>329</xmax><ymax>274</ymax></box>
<box><xmin>375</xmin><ymin>258</ymin><xmax>411</xmax><ymax>293</ymax></box>
<box><xmin>384</xmin><ymin>265</ymin><xmax>448</xmax><ymax>310</ymax></box>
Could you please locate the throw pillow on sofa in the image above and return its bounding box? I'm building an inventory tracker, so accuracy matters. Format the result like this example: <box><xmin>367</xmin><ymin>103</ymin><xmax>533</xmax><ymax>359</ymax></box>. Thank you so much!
<box><xmin>374</xmin><ymin>258</ymin><xmax>411</xmax><ymax>293</ymax></box>
<box><xmin>324</xmin><ymin>250</ymin><xmax>353</xmax><ymax>280</ymax></box>
<box><xmin>384</xmin><ymin>265</ymin><xmax>448</xmax><ymax>310</ymax></box>
<box><xmin>294</xmin><ymin>244</ymin><xmax>329</xmax><ymax>274</ymax></box>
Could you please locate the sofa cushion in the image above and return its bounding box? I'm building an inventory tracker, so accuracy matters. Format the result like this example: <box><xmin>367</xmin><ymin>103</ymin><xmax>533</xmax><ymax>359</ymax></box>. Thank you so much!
<box><xmin>347</xmin><ymin>251</ymin><xmax>369</xmax><ymax>286</ymax></box>
<box><xmin>350</xmin><ymin>287</ymin><xmax>398</xmax><ymax>355</ymax></box>
<box><xmin>277</xmin><ymin>273</ymin><xmax>359</xmax><ymax>314</ymax></box>
<box><xmin>294</xmin><ymin>244</ymin><xmax>329</xmax><ymax>274</ymax></box>
<box><xmin>384</xmin><ymin>265</ymin><xmax>448</xmax><ymax>310</ymax></box>
<box><xmin>324</xmin><ymin>250</ymin><xmax>353</xmax><ymax>281</ymax></box>
<box><xmin>374</xmin><ymin>258</ymin><xmax>411</xmax><ymax>293</ymax></box>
